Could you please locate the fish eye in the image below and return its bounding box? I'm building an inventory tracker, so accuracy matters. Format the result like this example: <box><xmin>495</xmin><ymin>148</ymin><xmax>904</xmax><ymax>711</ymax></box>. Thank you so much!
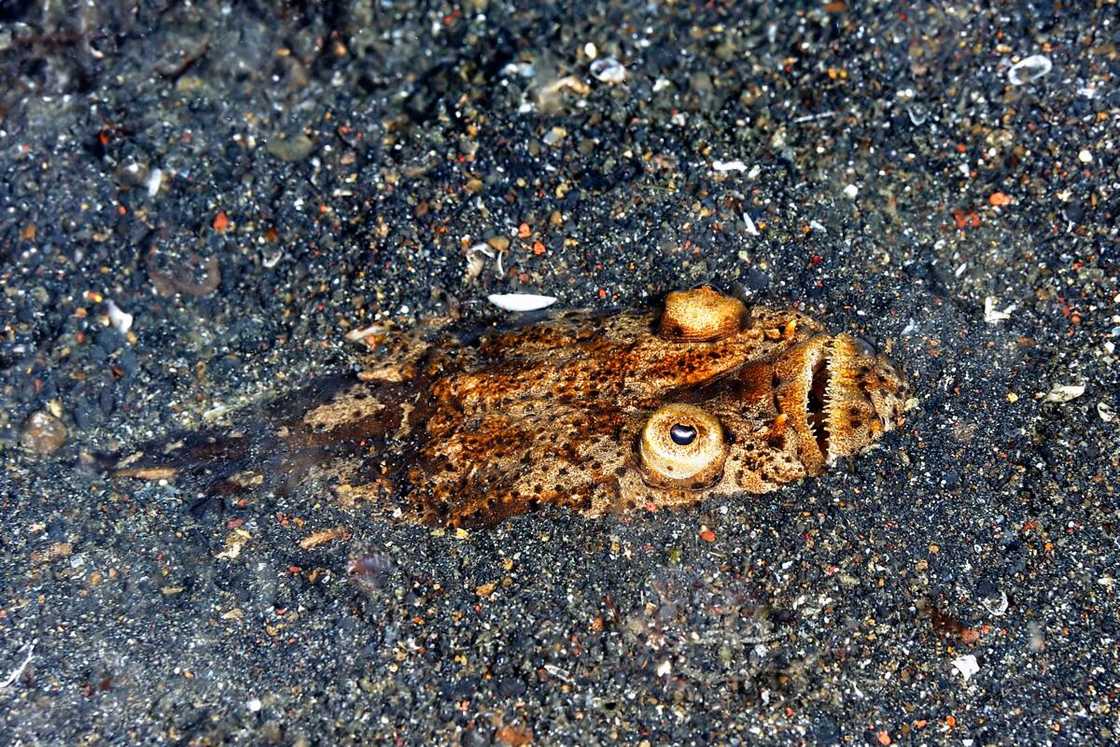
<box><xmin>639</xmin><ymin>404</ymin><xmax>727</xmax><ymax>488</ymax></box>
<box><xmin>669</xmin><ymin>423</ymin><xmax>697</xmax><ymax>445</ymax></box>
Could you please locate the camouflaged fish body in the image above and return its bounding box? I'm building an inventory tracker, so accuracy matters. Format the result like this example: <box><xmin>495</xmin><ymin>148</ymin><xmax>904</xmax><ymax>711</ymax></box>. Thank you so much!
<box><xmin>111</xmin><ymin>288</ymin><xmax>911</xmax><ymax>527</ymax></box>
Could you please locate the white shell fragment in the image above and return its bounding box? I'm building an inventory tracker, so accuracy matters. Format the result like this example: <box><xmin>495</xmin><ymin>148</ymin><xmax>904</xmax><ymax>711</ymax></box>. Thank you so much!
<box><xmin>983</xmin><ymin>296</ymin><xmax>1015</xmax><ymax>324</ymax></box>
<box><xmin>951</xmin><ymin>654</ymin><xmax>980</xmax><ymax>682</ymax></box>
<box><xmin>742</xmin><ymin>212</ymin><xmax>760</xmax><ymax>237</ymax></box>
<box><xmin>1098</xmin><ymin>401</ymin><xmax>1115</xmax><ymax>423</ymax></box>
<box><xmin>712</xmin><ymin>159</ymin><xmax>748</xmax><ymax>173</ymax></box>
<box><xmin>344</xmin><ymin>322</ymin><xmax>389</xmax><ymax>342</ymax></box>
<box><xmin>106</xmin><ymin>300</ymin><xmax>133</xmax><ymax>334</ymax></box>
<box><xmin>1043</xmin><ymin>383</ymin><xmax>1086</xmax><ymax>403</ymax></box>
<box><xmin>500</xmin><ymin>62</ymin><xmax>535</xmax><ymax>78</ymax></box>
<box><xmin>487</xmin><ymin>293</ymin><xmax>558</xmax><ymax>312</ymax></box>
<box><xmin>145</xmin><ymin>167</ymin><xmax>163</xmax><ymax>198</ymax></box>
<box><xmin>1008</xmin><ymin>55</ymin><xmax>1052</xmax><ymax>86</ymax></box>
<box><xmin>981</xmin><ymin>589</ymin><xmax>1009</xmax><ymax>617</ymax></box>
<box><xmin>590</xmin><ymin>57</ymin><xmax>627</xmax><ymax>84</ymax></box>
<box><xmin>0</xmin><ymin>639</ymin><xmax>36</xmax><ymax>689</ymax></box>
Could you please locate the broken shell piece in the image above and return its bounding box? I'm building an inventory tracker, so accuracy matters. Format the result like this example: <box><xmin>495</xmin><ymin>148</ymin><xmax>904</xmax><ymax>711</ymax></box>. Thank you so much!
<box><xmin>487</xmin><ymin>293</ymin><xmax>558</xmax><ymax>312</ymax></box>
<box><xmin>951</xmin><ymin>654</ymin><xmax>980</xmax><ymax>682</ymax></box>
<box><xmin>1008</xmin><ymin>55</ymin><xmax>1052</xmax><ymax>86</ymax></box>
<box><xmin>539</xmin><ymin>75</ymin><xmax>591</xmax><ymax>98</ymax></box>
<box><xmin>658</xmin><ymin>287</ymin><xmax>746</xmax><ymax>341</ymax></box>
<box><xmin>983</xmin><ymin>297</ymin><xmax>1015</xmax><ymax>324</ymax></box>
<box><xmin>106</xmin><ymin>300</ymin><xmax>133</xmax><ymax>334</ymax></box>
<box><xmin>590</xmin><ymin>57</ymin><xmax>627</xmax><ymax>84</ymax></box>
<box><xmin>146</xmin><ymin>167</ymin><xmax>163</xmax><ymax>197</ymax></box>
<box><xmin>712</xmin><ymin>160</ymin><xmax>748</xmax><ymax>173</ymax></box>
<box><xmin>344</xmin><ymin>323</ymin><xmax>390</xmax><ymax>343</ymax></box>
<box><xmin>1043</xmin><ymin>383</ymin><xmax>1086</xmax><ymax>403</ymax></box>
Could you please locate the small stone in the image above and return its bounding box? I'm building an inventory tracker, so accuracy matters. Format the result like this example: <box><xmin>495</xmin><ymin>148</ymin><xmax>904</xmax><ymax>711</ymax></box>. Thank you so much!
<box><xmin>495</xmin><ymin>724</ymin><xmax>533</xmax><ymax>747</ymax></box>
<box><xmin>843</xmin><ymin>184</ymin><xmax>859</xmax><ymax>199</ymax></box>
<box><xmin>1078</xmin><ymin>149</ymin><xmax>1093</xmax><ymax>164</ymax></box>
<box><xmin>542</xmin><ymin>126</ymin><xmax>568</xmax><ymax>146</ymax></box>
<box><xmin>266</xmin><ymin>133</ymin><xmax>315</xmax><ymax>162</ymax></box>
<box><xmin>21</xmin><ymin>411</ymin><xmax>68</xmax><ymax>455</ymax></box>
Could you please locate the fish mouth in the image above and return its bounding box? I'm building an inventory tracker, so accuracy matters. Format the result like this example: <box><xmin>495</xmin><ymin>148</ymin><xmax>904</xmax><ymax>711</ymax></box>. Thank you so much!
<box><xmin>805</xmin><ymin>341</ymin><xmax>832</xmax><ymax>460</ymax></box>
<box><xmin>771</xmin><ymin>333</ymin><xmax>907</xmax><ymax>471</ymax></box>
<box><xmin>772</xmin><ymin>336</ymin><xmax>832</xmax><ymax>473</ymax></box>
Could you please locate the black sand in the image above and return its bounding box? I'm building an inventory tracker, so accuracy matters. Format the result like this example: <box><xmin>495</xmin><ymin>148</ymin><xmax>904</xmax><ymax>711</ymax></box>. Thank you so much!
<box><xmin>1</xmin><ymin>2</ymin><xmax>1117</xmax><ymax>744</ymax></box>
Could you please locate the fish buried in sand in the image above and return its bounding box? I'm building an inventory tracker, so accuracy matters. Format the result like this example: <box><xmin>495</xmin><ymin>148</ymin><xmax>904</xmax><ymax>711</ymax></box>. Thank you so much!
<box><xmin>108</xmin><ymin>287</ymin><xmax>912</xmax><ymax>527</ymax></box>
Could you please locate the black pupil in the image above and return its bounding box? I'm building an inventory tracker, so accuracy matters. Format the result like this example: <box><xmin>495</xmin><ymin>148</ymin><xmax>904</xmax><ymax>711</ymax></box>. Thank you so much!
<box><xmin>670</xmin><ymin>423</ymin><xmax>697</xmax><ymax>446</ymax></box>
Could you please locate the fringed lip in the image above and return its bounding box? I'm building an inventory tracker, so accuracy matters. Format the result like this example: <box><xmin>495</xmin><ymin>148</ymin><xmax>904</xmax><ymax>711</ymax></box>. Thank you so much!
<box><xmin>772</xmin><ymin>336</ymin><xmax>832</xmax><ymax>474</ymax></box>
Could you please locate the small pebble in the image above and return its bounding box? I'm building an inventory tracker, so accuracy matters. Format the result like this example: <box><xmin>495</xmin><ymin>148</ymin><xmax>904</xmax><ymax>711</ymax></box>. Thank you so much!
<box><xmin>20</xmin><ymin>411</ymin><xmax>68</xmax><ymax>455</ymax></box>
<box><xmin>543</xmin><ymin>126</ymin><xmax>568</xmax><ymax>146</ymax></box>
<box><xmin>266</xmin><ymin>133</ymin><xmax>314</xmax><ymax>162</ymax></box>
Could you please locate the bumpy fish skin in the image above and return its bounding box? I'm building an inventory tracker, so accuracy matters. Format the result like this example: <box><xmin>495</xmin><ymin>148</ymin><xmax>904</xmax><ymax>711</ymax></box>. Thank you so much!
<box><xmin>110</xmin><ymin>288</ymin><xmax>911</xmax><ymax>527</ymax></box>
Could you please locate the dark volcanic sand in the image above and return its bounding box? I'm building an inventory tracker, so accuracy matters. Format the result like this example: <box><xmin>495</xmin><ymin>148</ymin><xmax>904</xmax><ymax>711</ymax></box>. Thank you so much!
<box><xmin>1</xmin><ymin>2</ymin><xmax>1118</xmax><ymax>744</ymax></box>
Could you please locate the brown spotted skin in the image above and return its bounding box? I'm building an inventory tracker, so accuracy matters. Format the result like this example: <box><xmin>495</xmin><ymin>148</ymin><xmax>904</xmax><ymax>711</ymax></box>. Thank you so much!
<box><xmin>109</xmin><ymin>288</ymin><xmax>912</xmax><ymax>527</ymax></box>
